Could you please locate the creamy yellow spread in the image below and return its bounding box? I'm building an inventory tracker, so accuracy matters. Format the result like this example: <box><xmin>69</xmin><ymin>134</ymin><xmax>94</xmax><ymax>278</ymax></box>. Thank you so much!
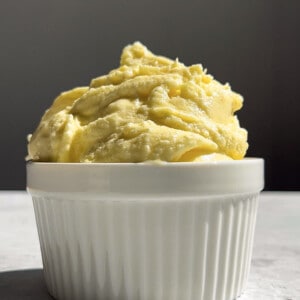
<box><xmin>27</xmin><ymin>42</ymin><xmax>248</xmax><ymax>163</ymax></box>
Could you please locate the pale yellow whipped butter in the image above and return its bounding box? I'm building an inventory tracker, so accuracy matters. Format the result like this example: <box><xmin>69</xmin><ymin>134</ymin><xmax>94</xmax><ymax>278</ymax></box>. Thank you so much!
<box><xmin>27</xmin><ymin>42</ymin><xmax>248</xmax><ymax>163</ymax></box>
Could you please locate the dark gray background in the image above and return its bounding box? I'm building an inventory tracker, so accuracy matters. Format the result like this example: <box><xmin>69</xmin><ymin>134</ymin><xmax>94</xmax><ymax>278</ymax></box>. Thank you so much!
<box><xmin>0</xmin><ymin>0</ymin><xmax>299</xmax><ymax>190</ymax></box>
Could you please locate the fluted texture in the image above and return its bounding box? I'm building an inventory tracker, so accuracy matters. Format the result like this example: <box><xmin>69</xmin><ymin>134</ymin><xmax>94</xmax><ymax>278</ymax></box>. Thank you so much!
<box><xmin>32</xmin><ymin>193</ymin><xmax>259</xmax><ymax>300</ymax></box>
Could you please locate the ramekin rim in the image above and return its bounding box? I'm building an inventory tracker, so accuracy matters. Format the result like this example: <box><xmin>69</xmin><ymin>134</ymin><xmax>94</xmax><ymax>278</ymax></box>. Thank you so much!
<box><xmin>26</xmin><ymin>157</ymin><xmax>263</xmax><ymax>167</ymax></box>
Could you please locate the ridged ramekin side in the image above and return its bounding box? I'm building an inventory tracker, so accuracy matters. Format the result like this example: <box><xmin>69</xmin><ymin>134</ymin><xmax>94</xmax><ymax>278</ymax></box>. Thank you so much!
<box><xmin>32</xmin><ymin>193</ymin><xmax>259</xmax><ymax>300</ymax></box>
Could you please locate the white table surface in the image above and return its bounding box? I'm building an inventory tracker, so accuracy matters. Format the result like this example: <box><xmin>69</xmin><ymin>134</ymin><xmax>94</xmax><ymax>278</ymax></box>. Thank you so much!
<box><xmin>0</xmin><ymin>191</ymin><xmax>299</xmax><ymax>300</ymax></box>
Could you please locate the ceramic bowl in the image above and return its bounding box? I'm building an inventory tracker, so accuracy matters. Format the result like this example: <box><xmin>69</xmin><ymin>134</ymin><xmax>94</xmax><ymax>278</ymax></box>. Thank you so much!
<box><xmin>27</xmin><ymin>158</ymin><xmax>264</xmax><ymax>300</ymax></box>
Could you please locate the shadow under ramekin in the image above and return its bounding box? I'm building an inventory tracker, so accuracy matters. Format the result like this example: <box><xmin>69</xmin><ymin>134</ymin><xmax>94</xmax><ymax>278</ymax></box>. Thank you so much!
<box><xmin>0</xmin><ymin>269</ymin><xmax>53</xmax><ymax>300</ymax></box>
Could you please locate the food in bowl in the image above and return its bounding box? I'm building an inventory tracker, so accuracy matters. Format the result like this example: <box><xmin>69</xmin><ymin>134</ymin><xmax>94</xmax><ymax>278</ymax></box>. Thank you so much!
<box><xmin>27</xmin><ymin>42</ymin><xmax>248</xmax><ymax>163</ymax></box>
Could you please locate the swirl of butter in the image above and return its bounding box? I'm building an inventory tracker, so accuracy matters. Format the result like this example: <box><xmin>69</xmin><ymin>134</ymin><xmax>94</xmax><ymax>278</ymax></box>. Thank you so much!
<box><xmin>27</xmin><ymin>42</ymin><xmax>248</xmax><ymax>162</ymax></box>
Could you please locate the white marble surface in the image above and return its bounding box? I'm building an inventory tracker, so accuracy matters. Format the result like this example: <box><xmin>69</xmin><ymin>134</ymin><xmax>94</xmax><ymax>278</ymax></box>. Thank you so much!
<box><xmin>0</xmin><ymin>191</ymin><xmax>299</xmax><ymax>299</ymax></box>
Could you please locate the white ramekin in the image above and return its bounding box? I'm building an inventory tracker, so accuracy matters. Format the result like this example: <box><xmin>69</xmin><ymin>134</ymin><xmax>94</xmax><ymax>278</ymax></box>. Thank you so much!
<box><xmin>27</xmin><ymin>159</ymin><xmax>264</xmax><ymax>300</ymax></box>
